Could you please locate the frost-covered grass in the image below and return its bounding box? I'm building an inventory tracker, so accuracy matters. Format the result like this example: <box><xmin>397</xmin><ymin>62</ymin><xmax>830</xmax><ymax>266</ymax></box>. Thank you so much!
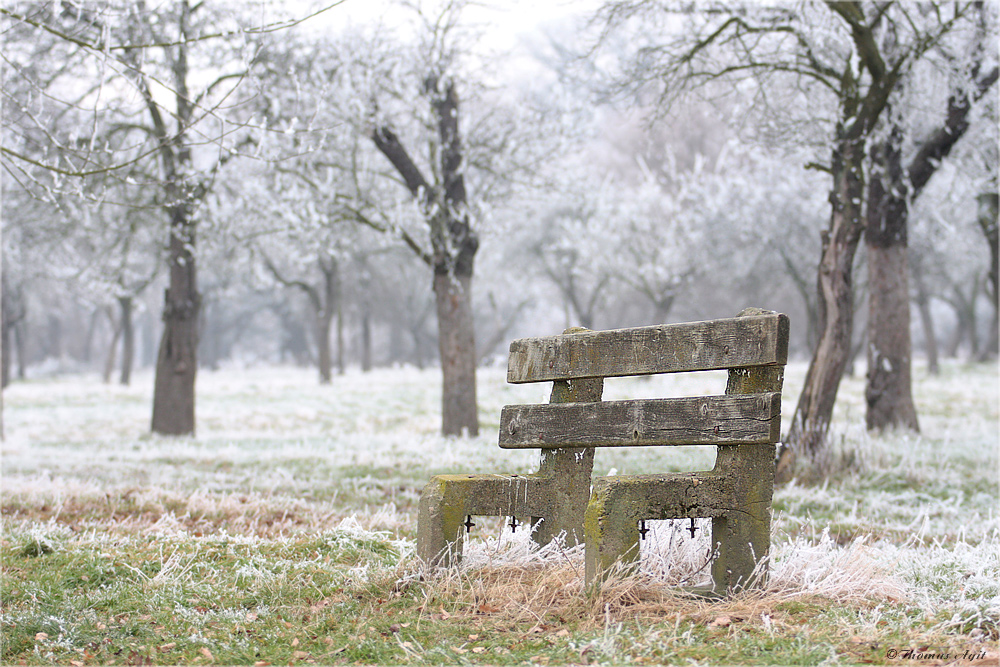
<box><xmin>1</xmin><ymin>360</ymin><xmax>997</xmax><ymax>665</ymax></box>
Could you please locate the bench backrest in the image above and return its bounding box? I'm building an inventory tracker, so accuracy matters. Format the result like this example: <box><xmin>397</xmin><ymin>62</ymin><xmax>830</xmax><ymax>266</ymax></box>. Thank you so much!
<box><xmin>499</xmin><ymin>312</ymin><xmax>789</xmax><ymax>450</ymax></box>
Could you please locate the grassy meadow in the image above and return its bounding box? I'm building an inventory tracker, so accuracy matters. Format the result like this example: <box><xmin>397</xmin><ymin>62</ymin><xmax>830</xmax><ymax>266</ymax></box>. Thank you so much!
<box><xmin>1</xmin><ymin>360</ymin><xmax>997</xmax><ymax>665</ymax></box>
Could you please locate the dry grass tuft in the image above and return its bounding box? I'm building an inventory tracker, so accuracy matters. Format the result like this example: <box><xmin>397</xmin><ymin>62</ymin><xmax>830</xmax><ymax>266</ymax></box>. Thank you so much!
<box><xmin>409</xmin><ymin>522</ymin><xmax>910</xmax><ymax>629</ymax></box>
<box><xmin>1</xmin><ymin>480</ymin><xmax>413</xmax><ymax>538</ymax></box>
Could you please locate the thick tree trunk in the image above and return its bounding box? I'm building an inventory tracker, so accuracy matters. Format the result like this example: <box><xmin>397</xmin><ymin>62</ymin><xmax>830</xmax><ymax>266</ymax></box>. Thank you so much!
<box><xmin>780</xmin><ymin>134</ymin><xmax>865</xmax><ymax>480</ymax></box>
<box><xmin>866</xmin><ymin>242</ymin><xmax>919</xmax><ymax>430</ymax></box>
<box><xmin>435</xmin><ymin>269</ymin><xmax>478</xmax><ymax>436</ymax></box>
<box><xmin>371</xmin><ymin>77</ymin><xmax>480</xmax><ymax>437</ymax></box>
<box><xmin>119</xmin><ymin>296</ymin><xmax>134</xmax><ymax>386</ymax></box>
<box><xmin>864</xmin><ymin>125</ymin><xmax>919</xmax><ymax>432</ymax></box>
<box><xmin>150</xmin><ymin>0</ymin><xmax>200</xmax><ymax>435</ymax></box>
<box><xmin>152</xmin><ymin>209</ymin><xmax>200</xmax><ymax>435</ymax></box>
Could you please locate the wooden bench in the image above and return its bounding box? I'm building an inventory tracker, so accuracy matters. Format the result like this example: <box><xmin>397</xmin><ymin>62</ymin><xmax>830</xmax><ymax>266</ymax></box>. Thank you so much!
<box><xmin>416</xmin><ymin>308</ymin><xmax>789</xmax><ymax>595</ymax></box>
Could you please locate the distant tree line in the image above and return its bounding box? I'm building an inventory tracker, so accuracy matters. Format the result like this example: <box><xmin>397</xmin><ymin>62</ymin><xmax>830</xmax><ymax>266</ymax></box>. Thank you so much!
<box><xmin>2</xmin><ymin>0</ymin><xmax>996</xmax><ymax>481</ymax></box>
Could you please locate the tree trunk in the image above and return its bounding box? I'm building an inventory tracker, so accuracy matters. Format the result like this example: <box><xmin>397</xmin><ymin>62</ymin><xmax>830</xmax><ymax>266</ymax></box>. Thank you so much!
<box><xmin>336</xmin><ymin>297</ymin><xmax>345</xmax><ymax>375</ymax></box>
<box><xmin>317</xmin><ymin>257</ymin><xmax>339</xmax><ymax>384</ymax></box>
<box><xmin>46</xmin><ymin>314</ymin><xmax>62</xmax><ymax>361</ymax></box>
<box><xmin>977</xmin><ymin>192</ymin><xmax>999</xmax><ymax>361</ymax></box>
<box><xmin>864</xmin><ymin>123</ymin><xmax>919</xmax><ymax>432</ymax></box>
<box><xmin>913</xmin><ymin>270</ymin><xmax>940</xmax><ymax>375</ymax></box>
<box><xmin>370</xmin><ymin>76</ymin><xmax>480</xmax><ymax>437</ymax></box>
<box><xmin>780</xmin><ymin>133</ymin><xmax>865</xmax><ymax>480</ymax></box>
<box><xmin>82</xmin><ymin>308</ymin><xmax>101</xmax><ymax>365</ymax></box>
<box><xmin>13</xmin><ymin>321</ymin><xmax>26</xmax><ymax>380</ymax></box>
<box><xmin>411</xmin><ymin>328</ymin><xmax>426</xmax><ymax>369</ymax></box>
<box><xmin>150</xmin><ymin>0</ymin><xmax>200</xmax><ymax>436</ymax></box>
<box><xmin>103</xmin><ymin>306</ymin><xmax>123</xmax><ymax>384</ymax></box>
<box><xmin>317</xmin><ymin>311</ymin><xmax>333</xmax><ymax>384</ymax></box>
<box><xmin>1</xmin><ymin>302</ymin><xmax>10</xmax><ymax>390</ymax></box>
<box><xmin>361</xmin><ymin>311</ymin><xmax>372</xmax><ymax>372</ymax></box>
<box><xmin>119</xmin><ymin>296</ymin><xmax>134</xmax><ymax>386</ymax></box>
<box><xmin>360</xmin><ymin>264</ymin><xmax>372</xmax><ymax>372</ymax></box>
<box><xmin>151</xmin><ymin>207</ymin><xmax>200</xmax><ymax>435</ymax></box>
<box><xmin>435</xmin><ymin>269</ymin><xmax>478</xmax><ymax>436</ymax></box>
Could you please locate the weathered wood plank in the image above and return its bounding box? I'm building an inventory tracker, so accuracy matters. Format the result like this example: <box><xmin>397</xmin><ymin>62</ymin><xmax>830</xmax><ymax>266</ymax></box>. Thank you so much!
<box><xmin>507</xmin><ymin>314</ymin><xmax>789</xmax><ymax>384</ymax></box>
<box><xmin>498</xmin><ymin>392</ymin><xmax>781</xmax><ymax>449</ymax></box>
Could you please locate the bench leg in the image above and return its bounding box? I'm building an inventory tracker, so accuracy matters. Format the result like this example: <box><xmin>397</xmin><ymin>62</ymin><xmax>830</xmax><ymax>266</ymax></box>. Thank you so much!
<box><xmin>417</xmin><ymin>473</ymin><xmax>555</xmax><ymax>567</ymax></box>
<box><xmin>710</xmin><ymin>444</ymin><xmax>774</xmax><ymax>593</ymax></box>
<box><xmin>584</xmin><ymin>482</ymin><xmax>642</xmax><ymax>585</ymax></box>
<box><xmin>531</xmin><ymin>447</ymin><xmax>594</xmax><ymax>547</ymax></box>
<box><xmin>710</xmin><ymin>511</ymin><xmax>768</xmax><ymax>593</ymax></box>
<box><xmin>417</xmin><ymin>477</ymin><xmax>468</xmax><ymax>567</ymax></box>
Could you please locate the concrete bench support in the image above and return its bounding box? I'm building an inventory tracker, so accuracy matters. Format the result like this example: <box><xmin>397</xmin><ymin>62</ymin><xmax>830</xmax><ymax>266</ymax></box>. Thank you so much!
<box><xmin>417</xmin><ymin>362</ymin><xmax>602</xmax><ymax>566</ymax></box>
<box><xmin>417</xmin><ymin>310</ymin><xmax>788</xmax><ymax>597</ymax></box>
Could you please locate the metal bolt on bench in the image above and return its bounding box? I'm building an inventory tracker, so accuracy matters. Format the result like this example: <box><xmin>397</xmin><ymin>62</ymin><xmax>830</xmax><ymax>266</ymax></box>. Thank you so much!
<box><xmin>416</xmin><ymin>308</ymin><xmax>789</xmax><ymax>596</ymax></box>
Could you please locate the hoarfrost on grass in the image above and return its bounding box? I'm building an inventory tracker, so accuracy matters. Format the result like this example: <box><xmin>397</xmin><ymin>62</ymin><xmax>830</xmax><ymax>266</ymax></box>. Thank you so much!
<box><xmin>2</xmin><ymin>360</ymin><xmax>997</xmax><ymax>621</ymax></box>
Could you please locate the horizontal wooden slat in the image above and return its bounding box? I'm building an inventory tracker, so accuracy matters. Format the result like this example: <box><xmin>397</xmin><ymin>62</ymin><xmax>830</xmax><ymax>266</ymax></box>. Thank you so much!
<box><xmin>507</xmin><ymin>313</ymin><xmax>789</xmax><ymax>384</ymax></box>
<box><xmin>498</xmin><ymin>392</ymin><xmax>781</xmax><ymax>449</ymax></box>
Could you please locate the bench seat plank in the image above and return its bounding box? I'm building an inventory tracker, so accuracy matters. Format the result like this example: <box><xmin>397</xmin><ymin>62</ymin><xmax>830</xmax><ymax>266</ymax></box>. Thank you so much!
<box><xmin>499</xmin><ymin>392</ymin><xmax>780</xmax><ymax>449</ymax></box>
<box><xmin>507</xmin><ymin>314</ymin><xmax>789</xmax><ymax>384</ymax></box>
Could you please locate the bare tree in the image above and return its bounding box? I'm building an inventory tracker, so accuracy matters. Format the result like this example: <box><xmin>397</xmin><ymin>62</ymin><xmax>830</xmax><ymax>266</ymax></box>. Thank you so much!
<box><xmin>3</xmin><ymin>1</ymin><xmax>346</xmax><ymax>433</ymax></box>
<box><xmin>864</xmin><ymin>46</ymin><xmax>997</xmax><ymax>430</ymax></box>
<box><xmin>590</xmin><ymin>0</ymin><xmax>988</xmax><ymax>478</ymax></box>
<box><xmin>371</xmin><ymin>71</ymin><xmax>480</xmax><ymax>436</ymax></box>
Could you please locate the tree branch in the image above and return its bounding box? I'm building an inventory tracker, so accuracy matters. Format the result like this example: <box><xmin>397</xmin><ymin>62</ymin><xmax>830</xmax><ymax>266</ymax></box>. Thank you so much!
<box><xmin>370</xmin><ymin>126</ymin><xmax>432</xmax><ymax>207</ymax></box>
<box><xmin>908</xmin><ymin>65</ymin><xmax>999</xmax><ymax>196</ymax></box>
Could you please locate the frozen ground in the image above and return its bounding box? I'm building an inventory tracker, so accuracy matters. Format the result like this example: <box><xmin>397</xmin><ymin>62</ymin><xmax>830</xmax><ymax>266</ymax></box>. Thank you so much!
<box><xmin>2</xmin><ymin>359</ymin><xmax>998</xmax><ymax>639</ymax></box>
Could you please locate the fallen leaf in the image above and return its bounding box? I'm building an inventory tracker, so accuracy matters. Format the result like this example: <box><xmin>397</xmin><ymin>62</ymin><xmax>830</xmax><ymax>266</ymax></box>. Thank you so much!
<box><xmin>292</xmin><ymin>650</ymin><xmax>309</xmax><ymax>659</ymax></box>
<box><xmin>253</xmin><ymin>661</ymin><xmax>269</xmax><ymax>666</ymax></box>
<box><xmin>439</xmin><ymin>609</ymin><xmax>451</xmax><ymax>620</ymax></box>
<box><xmin>451</xmin><ymin>647</ymin><xmax>467</xmax><ymax>654</ymax></box>
<box><xmin>70</xmin><ymin>661</ymin><xmax>83</xmax><ymax>666</ymax></box>
<box><xmin>291</xmin><ymin>638</ymin><xmax>299</xmax><ymax>647</ymax></box>
<box><xmin>96</xmin><ymin>622</ymin><xmax>107</xmax><ymax>630</ymax></box>
<box><xmin>323</xmin><ymin>637</ymin><xmax>334</xmax><ymax>646</ymax></box>
<box><xmin>199</xmin><ymin>646</ymin><xmax>214</xmax><ymax>661</ymax></box>
<box><xmin>477</xmin><ymin>603</ymin><xmax>501</xmax><ymax>614</ymax></box>
<box><xmin>401</xmin><ymin>642</ymin><xmax>413</xmax><ymax>650</ymax></box>
<box><xmin>35</xmin><ymin>633</ymin><xmax>48</xmax><ymax>641</ymax></box>
<box><xmin>709</xmin><ymin>616</ymin><xmax>732</xmax><ymax>628</ymax></box>
<box><xmin>389</xmin><ymin>624</ymin><xmax>401</xmax><ymax>633</ymax></box>
<box><xmin>555</xmin><ymin>629</ymin><xmax>570</xmax><ymax>637</ymax></box>
<box><xmin>159</xmin><ymin>643</ymin><xmax>176</xmax><ymax>652</ymax></box>
<box><xmin>468</xmin><ymin>634</ymin><xmax>479</xmax><ymax>640</ymax></box>
<box><xmin>472</xmin><ymin>647</ymin><xmax>487</xmax><ymax>654</ymax></box>
<box><xmin>245</xmin><ymin>612</ymin><xmax>258</xmax><ymax>622</ymax></box>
